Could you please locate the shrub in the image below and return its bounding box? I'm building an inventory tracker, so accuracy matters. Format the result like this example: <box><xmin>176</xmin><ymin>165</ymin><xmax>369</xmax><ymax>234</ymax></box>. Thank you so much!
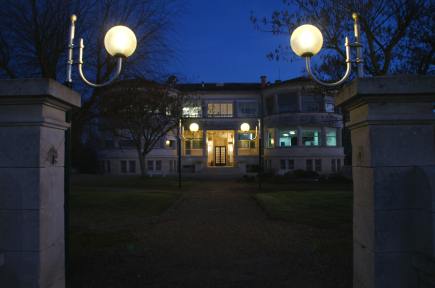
<box><xmin>292</xmin><ymin>169</ymin><xmax>319</xmax><ymax>179</ymax></box>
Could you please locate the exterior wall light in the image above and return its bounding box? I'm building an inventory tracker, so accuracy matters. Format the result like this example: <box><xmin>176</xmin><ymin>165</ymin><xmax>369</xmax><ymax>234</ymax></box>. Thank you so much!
<box><xmin>239</xmin><ymin>121</ymin><xmax>259</xmax><ymax>140</ymax></box>
<box><xmin>240</xmin><ymin>123</ymin><xmax>250</xmax><ymax>132</ymax></box>
<box><xmin>66</xmin><ymin>15</ymin><xmax>137</xmax><ymax>87</ymax></box>
<box><xmin>189</xmin><ymin>122</ymin><xmax>200</xmax><ymax>132</ymax></box>
<box><xmin>290</xmin><ymin>13</ymin><xmax>364</xmax><ymax>86</ymax></box>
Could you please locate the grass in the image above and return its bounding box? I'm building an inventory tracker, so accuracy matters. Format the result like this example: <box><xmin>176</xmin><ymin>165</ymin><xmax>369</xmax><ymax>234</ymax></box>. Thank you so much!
<box><xmin>70</xmin><ymin>175</ymin><xmax>182</xmax><ymax>285</ymax></box>
<box><xmin>255</xmin><ymin>190</ymin><xmax>352</xmax><ymax>228</ymax></box>
<box><xmin>254</xmin><ymin>181</ymin><xmax>353</xmax><ymax>287</ymax></box>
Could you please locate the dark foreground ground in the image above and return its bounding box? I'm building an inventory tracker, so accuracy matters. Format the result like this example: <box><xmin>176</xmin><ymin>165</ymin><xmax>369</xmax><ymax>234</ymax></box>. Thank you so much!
<box><xmin>70</xmin><ymin>175</ymin><xmax>352</xmax><ymax>288</ymax></box>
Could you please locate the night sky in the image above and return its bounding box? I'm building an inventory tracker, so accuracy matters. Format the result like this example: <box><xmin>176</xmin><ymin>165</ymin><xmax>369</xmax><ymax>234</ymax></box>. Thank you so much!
<box><xmin>170</xmin><ymin>0</ymin><xmax>305</xmax><ymax>83</ymax></box>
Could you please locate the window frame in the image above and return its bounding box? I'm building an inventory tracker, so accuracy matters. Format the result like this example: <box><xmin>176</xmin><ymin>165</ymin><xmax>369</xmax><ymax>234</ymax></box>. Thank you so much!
<box><xmin>147</xmin><ymin>160</ymin><xmax>154</xmax><ymax>171</ymax></box>
<box><xmin>121</xmin><ymin>160</ymin><xmax>127</xmax><ymax>173</ymax></box>
<box><xmin>306</xmin><ymin>159</ymin><xmax>313</xmax><ymax>171</ymax></box>
<box><xmin>129</xmin><ymin>160</ymin><xmax>136</xmax><ymax>173</ymax></box>
<box><xmin>207</xmin><ymin>102</ymin><xmax>234</xmax><ymax>118</ymax></box>
<box><xmin>326</xmin><ymin>128</ymin><xmax>337</xmax><ymax>147</ymax></box>
<box><xmin>302</xmin><ymin>128</ymin><xmax>321</xmax><ymax>146</ymax></box>
<box><xmin>278</xmin><ymin>129</ymin><xmax>298</xmax><ymax>147</ymax></box>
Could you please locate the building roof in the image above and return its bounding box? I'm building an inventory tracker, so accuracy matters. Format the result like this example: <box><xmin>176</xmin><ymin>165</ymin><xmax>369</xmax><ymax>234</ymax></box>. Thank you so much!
<box><xmin>178</xmin><ymin>82</ymin><xmax>260</xmax><ymax>92</ymax></box>
<box><xmin>102</xmin><ymin>76</ymin><xmax>318</xmax><ymax>94</ymax></box>
<box><xmin>177</xmin><ymin>76</ymin><xmax>315</xmax><ymax>92</ymax></box>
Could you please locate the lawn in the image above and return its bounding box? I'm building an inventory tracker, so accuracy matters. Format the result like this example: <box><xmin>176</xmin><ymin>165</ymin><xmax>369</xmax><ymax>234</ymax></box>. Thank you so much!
<box><xmin>254</xmin><ymin>180</ymin><xmax>353</xmax><ymax>286</ymax></box>
<box><xmin>69</xmin><ymin>175</ymin><xmax>182</xmax><ymax>286</ymax></box>
<box><xmin>255</xmin><ymin>189</ymin><xmax>352</xmax><ymax>228</ymax></box>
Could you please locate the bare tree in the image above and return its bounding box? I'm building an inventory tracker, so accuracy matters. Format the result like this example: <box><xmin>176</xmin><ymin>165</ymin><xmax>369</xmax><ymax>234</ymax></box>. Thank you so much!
<box><xmin>99</xmin><ymin>79</ymin><xmax>187</xmax><ymax>176</ymax></box>
<box><xmin>0</xmin><ymin>0</ymin><xmax>89</xmax><ymax>79</ymax></box>
<box><xmin>0</xmin><ymin>0</ymin><xmax>182</xmax><ymax>171</ymax></box>
<box><xmin>251</xmin><ymin>0</ymin><xmax>434</xmax><ymax>77</ymax></box>
<box><xmin>0</xmin><ymin>0</ymin><xmax>179</xmax><ymax>81</ymax></box>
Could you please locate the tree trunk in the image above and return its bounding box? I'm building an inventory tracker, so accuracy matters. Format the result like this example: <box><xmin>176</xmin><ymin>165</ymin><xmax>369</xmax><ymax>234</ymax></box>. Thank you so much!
<box><xmin>137</xmin><ymin>149</ymin><xmax>147</xmax><ymax>177</ymax></box>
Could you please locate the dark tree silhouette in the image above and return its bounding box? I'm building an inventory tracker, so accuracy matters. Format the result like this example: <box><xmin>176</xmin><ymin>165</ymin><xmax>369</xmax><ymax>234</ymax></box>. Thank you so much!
<box><xmin>251</xmin><ymin>0</ymin><xmax>434</xmax><ymax>77</ymax></box>
<box><xmin>99</xmin><ymin>80</ymin><xmax>188</xmax><ymax>176</ymax></box>
<box><xmin>0</xmin><ymin>0</ymin><xmax>181</xmax><ymax>172</ymax></box>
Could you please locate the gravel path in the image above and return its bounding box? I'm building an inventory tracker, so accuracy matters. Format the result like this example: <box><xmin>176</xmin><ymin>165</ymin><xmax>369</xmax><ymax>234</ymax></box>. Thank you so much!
<box><xmin>72</xmin><ymin>180</ymin><xmax>351</xmax><ymax>288</ymax></box>
<box><xmin>125</xmin><ymin>180</ymin><xmax>328</xmax><ymax>288</ymax></box>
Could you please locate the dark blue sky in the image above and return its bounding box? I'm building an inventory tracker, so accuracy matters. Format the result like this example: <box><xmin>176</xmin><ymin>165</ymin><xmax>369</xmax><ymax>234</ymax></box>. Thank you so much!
<box><xmin>170</xmin><ymin>0</ymin><xmax>305</xmax><ymax>83</ymax></box>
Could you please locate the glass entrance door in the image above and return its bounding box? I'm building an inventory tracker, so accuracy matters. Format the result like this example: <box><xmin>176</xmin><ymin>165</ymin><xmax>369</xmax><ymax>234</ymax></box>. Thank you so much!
<box><xmin>214</xmin><ymin>146</ymin><xmax>227</xmax><ymax>166</ymax></box>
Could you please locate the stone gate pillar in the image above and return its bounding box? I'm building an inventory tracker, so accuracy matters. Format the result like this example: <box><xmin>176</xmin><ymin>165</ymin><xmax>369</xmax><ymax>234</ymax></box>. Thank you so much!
<box><xmin>0</xmin><ymin>79</ymin><xmax>80</xmax><ymax>287</ymax></box>
<box><xmin>336</xmin><ymin>76</ymin><xmax>435</xmax><ymax>288</ymax></box>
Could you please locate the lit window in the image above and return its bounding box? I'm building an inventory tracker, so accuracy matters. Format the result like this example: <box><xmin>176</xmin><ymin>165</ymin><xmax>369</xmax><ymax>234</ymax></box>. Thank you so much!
<box><xmin>279</xmin><ymin>129</ymin><xmax>298</xmax><ymax>147</ymax></box>
<box><xmin>207</xmin><ymin>103</ymin><xmax>233</xmax><ymax>117</ymax></box>
<box><xmin>165</xmin><ymin>139</ymin><xmax>176</xmax><ymax>149</ymax></box>
<box><xmin>185</xmin><ymin>138</ymin><xmax>203</xmax><ymax>150</ymax></box>
<box><xmin>325</xmin><ymin>103</ymin><xmax>335</xmax><ymax>112</ymax></box>
<box><xmin>182</xmin><ymin>106</ymin><xmax>202</xmax><ymax>118</ymax></box>
<box><xmin>326</xmin><ymin>128</ymin><xmax>337</xmax><ymax>146</ymax></box>
<box><xmin>238</xmin><ymin>133</ymin><xmax>256</xmax><ymax>149</ymax></box>
<box><xmin>302</xmin><ymin>129</ymin><xmax>321</xmax><ymax>146</ymax></box>
<box><xmin>266</xmin><ymin>129</ymin><xmax>275</xmax><ymax>148</ymax></box>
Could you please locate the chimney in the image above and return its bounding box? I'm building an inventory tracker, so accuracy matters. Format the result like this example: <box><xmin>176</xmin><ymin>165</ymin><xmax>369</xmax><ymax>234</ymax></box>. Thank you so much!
<box><xmin>167</xmin><ymin>75</ymin><xmax>177</xmax><ymax>87</ymax></box>
<box><xmin>260</xmin><ymin>75</ymin><xmax>268</xmax><ymax>88</ymax></box>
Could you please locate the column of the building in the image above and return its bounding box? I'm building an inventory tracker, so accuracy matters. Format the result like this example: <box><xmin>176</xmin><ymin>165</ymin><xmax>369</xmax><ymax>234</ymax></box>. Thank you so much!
<box><xmin>202</xmin><ymin>128</ymin><xmax>207</xmax><ymax>169</ymax></box>
<box><xmin>271</xmin><ymin>127</ymin><xmax>277</xmax><ymax>148</ymax></box>
<box><xmin>297</xmin><ymin>126</ymin><xmax>303</xmax><ymax>146</ymax></box>
<box><xmin>321</xmin><ymin>126</ymin><xmax>327</xmax><ymax>147</ymax></box>
<box><xmin>233</xmin><ymin>128</ymin><xmax>238</xmax><ymax>167</ymax></box>
<box><xmin>336</xmin><ymin>127</ymin><xmax>343</xmax><ymax>147</ymax></box>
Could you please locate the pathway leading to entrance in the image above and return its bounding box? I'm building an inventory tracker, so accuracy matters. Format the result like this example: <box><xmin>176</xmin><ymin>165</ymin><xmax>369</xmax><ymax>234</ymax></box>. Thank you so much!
<box><xmin>130</xmin><ymin>180</ymin><xmax>329</xmax><ymax>288</ymax></box>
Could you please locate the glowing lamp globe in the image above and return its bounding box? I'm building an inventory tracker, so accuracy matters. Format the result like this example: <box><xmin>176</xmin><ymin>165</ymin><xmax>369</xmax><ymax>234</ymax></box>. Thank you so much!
<box><xmin>104</xmin><ymin>25</ymin><xmax>137</xmax><ymax>58</ymax></box>
<box><xmin>290</xmin><ymin>24</ymin><xmax>323</xmax><ymax>57</ymax></box>
<box><xmin>189</xmin><ymin>122</ymin><xmax>199</xmax><ymax>132</ymax></box>
<box><xmin>240</xmin><ymin>123</ymin><xmax>250</xmax><ymax>132</ymax></box>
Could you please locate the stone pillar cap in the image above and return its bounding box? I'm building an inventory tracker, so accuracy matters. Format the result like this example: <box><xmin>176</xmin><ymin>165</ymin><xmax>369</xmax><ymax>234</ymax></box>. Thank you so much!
<box><xmin>0</xmin><ymin>78</ymin><xmax>81</xmax><ymax>108</ymax></box>
<box><xmin>336</xmin><ymin>76</ymin><xmax>435</xmax><ymax>109</ymax></box>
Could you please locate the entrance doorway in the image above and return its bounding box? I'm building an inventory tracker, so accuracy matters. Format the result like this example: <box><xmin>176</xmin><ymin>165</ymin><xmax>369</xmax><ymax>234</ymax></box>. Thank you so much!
<box><xmin>206</xmin><ymin>130</ymin><xmax>234</xmax><ymax>167</ymax></box>
<box><xmin>214</xmin><ymin>146</ymin><xmax>227</xmax><ymax>166</ymax></box>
